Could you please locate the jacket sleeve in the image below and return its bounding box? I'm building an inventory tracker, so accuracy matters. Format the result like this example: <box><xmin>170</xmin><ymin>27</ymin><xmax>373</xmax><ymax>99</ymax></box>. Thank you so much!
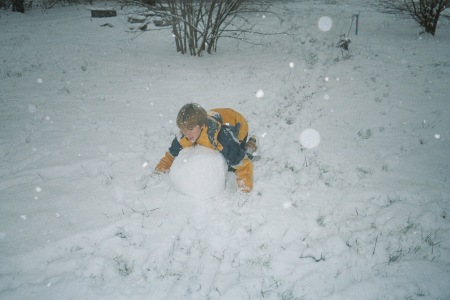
<box><xmin>155</xmin><ymin>136</ymin><xmax>183</xmax><ymax>173</ymax></box>
<box><xmin>235</xmin><ymin>157</ymin><xmax>253</xmax><ymax>192</ymax></box>
<box><xmin>168</xmin><ymin>135</ymin><xmax>183</xmax><ymax>157</ymax></box>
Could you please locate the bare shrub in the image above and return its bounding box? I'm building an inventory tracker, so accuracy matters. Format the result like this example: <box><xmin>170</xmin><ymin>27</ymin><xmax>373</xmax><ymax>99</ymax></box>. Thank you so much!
<box><xmin>142</xmin><ymin>0</ymin><xmax>271</xmax><ymax>56</ymax></box>
<box><xmin>377</xmin><ymin>0</ymin><xmax>449</xmax><ymax>35</ymax></box>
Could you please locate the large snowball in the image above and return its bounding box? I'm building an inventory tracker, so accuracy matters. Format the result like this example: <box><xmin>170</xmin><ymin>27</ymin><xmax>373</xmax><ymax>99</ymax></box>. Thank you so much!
<box><xmin>170</xmin><ymin>146</ymin><xmax>228</xmax><ymax>198</ymax></box>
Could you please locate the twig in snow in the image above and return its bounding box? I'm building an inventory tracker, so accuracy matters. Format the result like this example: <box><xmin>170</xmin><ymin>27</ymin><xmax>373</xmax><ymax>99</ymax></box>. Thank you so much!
<box><xmin>372</xmin><ymin>235</ymin><xmax>378</xmax><ymax>256</ymax></box>
<box><xmin>299</xmin><ymin>252</ymin><xmax>326</xmax><ymax>262</ymax></box>
<box><xmin>302</xmin><ymin>231</ymin><xmax>311</xmax><ymax>241</ymax></box>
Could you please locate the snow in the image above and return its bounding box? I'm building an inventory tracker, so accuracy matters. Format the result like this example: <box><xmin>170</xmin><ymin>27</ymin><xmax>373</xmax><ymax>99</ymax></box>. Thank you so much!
<box><xmin>0</xmin><ymin>1</ymin><xmax>449</xmax><ymax>299</ymax></box>
<box><xmin>170</xmin><ymin>146</ymin><xmax>228</xmax><ymax>198</ymax></box>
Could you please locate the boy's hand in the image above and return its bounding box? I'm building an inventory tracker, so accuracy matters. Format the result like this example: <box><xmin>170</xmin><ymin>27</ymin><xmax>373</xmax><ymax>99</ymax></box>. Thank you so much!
<box><xmin>237</xmin><ymin>180</ymin><xmax>251</xmax><ymax>193</ymax></box>
<box><xmin>155</xmin><ymin>152</ymin><xmax>175</xmax><ymax>173</ymax></box>
<box><xmin>154</xmin><ymin>166</ymin><xmax>169</xmax><ymax>174</ymax></box>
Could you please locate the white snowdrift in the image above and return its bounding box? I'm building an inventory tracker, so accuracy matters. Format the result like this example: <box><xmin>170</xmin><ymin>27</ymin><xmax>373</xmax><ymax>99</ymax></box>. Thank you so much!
<box><xmin>0</xmin><ymin>1</ymin><xmax>449</xmax><ymax>299</ymax></box>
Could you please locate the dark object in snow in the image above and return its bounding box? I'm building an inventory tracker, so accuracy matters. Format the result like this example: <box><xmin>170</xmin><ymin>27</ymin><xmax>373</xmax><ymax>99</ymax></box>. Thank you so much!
<box><xmin>142</xmin><ymin>0</ymin><xmax>155</xmax><ymax>5</ymax></box>
<box><xmin>337</xmin><ymin>37</ymin><xmax>351</xmax><ymax>51</ymax></box>
<box><xmin>101</xmin><ymin>23</ymin><xmax>114</xmax><ymax>27</ymax></box>
<box><xmin>90</xmin><ymin>9</ymin><xmax>117</xmax><ymax>18</ymax></box>
<box><xmin>12</xmin><ymin>0</ymin><xmax>25</xmax><ymax>13</ymax></box>
<box><xmin>153</xmin><ymin>19</ymin><xmax>171</xmax><ymax>27</ymax></box>
<box><xmin>128</xmin><ymin>14</ymin><xmax>147</xmax><ymax>23</ymax></box>
<box><xmin>138</xmin><ymin>23</ymin><xmax>148</xmax><ymax>31</ymax></box>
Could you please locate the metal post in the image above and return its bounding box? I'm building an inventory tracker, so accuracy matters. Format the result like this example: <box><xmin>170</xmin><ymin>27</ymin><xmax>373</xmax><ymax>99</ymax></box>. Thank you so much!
<box><xmin>353</xmin><ymin>13</ymin><xmax>360</xmax><ymax>35</ymax></box>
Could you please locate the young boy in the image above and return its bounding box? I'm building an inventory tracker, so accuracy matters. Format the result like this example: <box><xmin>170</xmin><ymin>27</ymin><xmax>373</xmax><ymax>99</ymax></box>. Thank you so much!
<box><xmin>155</xmin><ymin>103</ymin><xmax>257</xmax><ymax>192</ymax></box>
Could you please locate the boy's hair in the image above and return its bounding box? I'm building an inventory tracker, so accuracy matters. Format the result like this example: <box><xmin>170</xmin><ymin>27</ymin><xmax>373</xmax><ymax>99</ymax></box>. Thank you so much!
<box><xmin>176</xmin><ymin>103</ymin><xmax>208</xmax><ymax>130</ymax></box>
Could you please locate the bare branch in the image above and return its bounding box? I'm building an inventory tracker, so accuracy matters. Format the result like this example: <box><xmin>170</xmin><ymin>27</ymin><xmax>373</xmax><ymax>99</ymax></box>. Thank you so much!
<box><xmin>375</xmin><ymin>0</ymin><xmax>447</xmax><ymax>35</ymax></box>
<box><xmin>122</xmin><ymin>0</ymin><xmax>292</xmax><ymax>55</ymax></box>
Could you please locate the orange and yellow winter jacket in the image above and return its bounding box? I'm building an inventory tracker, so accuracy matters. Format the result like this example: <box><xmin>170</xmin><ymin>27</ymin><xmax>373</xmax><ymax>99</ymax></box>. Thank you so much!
<box><xmin>156</xmin><ymin>108</ymin><xmax>253</xmax><ymax>192</ymax></box>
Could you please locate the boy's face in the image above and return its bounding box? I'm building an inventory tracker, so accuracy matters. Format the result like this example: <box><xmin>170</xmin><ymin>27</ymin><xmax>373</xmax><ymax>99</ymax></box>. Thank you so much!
<box><xmin>182</xmin><ymin>125</ymin><xmax>204</xmax><ymax>143</ymax></box>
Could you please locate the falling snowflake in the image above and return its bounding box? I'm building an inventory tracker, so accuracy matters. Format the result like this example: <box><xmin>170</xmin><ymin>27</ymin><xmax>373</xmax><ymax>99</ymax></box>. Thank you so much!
<box><xmin>300</xmin><ymin>128</ymin><xmax>321</xmax><ymax>149</ymax></box>
<box><xmin>28</xmin><ymin>104</ymin><xmax>37</xmax><ymax>113</ymax></box>
<box><xmin>318</xmin><ymin>16</ymin><xmax>332</xmax><ymax>32</ymax></box>
<box><xmin>283</xmin><ymin>201</ymin><xmax>292</xmax><ymax>209</ymax></box>
<box><xmin>255</xmin><ymin>89</ymin><xmax>265</xmax><ymax>98</ymax></box>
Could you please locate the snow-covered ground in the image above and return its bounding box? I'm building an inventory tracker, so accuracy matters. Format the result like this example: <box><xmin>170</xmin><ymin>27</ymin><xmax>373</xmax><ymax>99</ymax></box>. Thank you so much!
<box><xmin>1</xmin><ymin>1</ymin><xmax>449</xmax><ymax>299</ymax></box>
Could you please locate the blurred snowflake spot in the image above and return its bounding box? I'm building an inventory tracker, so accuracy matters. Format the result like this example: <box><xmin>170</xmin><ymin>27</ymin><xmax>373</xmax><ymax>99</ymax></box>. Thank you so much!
<box><xmin>300</xmin><ymin>128</ymin><xmax>321</xmax><ymax>149</ymax></box>
<box><xmin>255</xmin><ymin>89</ymin><xmax>265</xmax><ymax>98</ymax></box>
<box><xmin>283</xmin><ymin>201</ymin><xmax>292</xmax><ymax>209</ymax></box>
<box><xmin>318</xmin><ymin>16</ymin><xmax>332</xmax><ymax>32</ymax></box>
<box><xmin>28</xmin><ymin>104</ymin><xmax>37</xmax><ymax>113</ymax></box>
